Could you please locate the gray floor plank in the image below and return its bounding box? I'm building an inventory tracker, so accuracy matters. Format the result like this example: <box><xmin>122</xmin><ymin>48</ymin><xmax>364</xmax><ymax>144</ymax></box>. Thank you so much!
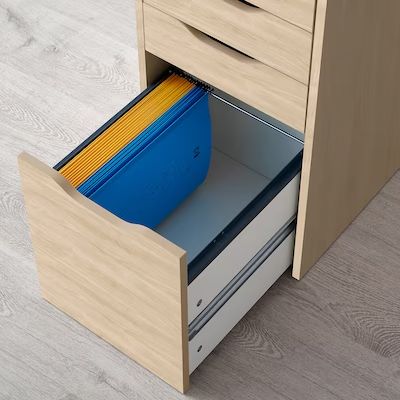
<box><xmin>1</xmin><ymin>1</ymin><xmax>400</xmax><ymax>399</ymax></box>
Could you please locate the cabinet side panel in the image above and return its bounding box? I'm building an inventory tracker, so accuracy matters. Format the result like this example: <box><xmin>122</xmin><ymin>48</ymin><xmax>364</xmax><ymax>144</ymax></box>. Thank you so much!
<box><xmin>136</xmin><ymin>0</ymin><xmax>147</xmax><ymax>90</ymax></box>
<box><xmin>137</xmin><ymin>1</ymin><xmax>170</xmax><ymax>89</ymax></box>
<box><xmin>19</xmin><ymin>153</ymin><xmax>189</xmax><ymax>392</ymax></box>
<box><xmin>294</xmin><ymin>0</ymin><xmax>400</xmax><ymax>279</ymax></box>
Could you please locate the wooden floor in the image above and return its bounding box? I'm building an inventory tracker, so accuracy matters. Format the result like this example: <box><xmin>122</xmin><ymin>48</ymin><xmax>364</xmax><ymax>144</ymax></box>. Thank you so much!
<box><xmin>1</xmin><ymin>1</ymin><xmax>400</xmax><ymax>398</ymax></box>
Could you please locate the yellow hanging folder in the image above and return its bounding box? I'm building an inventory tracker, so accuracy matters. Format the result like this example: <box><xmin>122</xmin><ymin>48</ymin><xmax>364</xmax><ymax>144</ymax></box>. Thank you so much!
<box><xmin>60</xmin><ymin>74</ymin><xmax>195</xmax><ymax>187</ymax></box>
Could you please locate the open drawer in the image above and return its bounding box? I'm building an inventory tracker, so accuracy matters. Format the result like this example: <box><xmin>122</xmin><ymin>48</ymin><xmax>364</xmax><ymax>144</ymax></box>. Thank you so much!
<box><xmin>19</xmin><ymin>72</ymin><xmax>303</xmax><ymax>393</ymax></box>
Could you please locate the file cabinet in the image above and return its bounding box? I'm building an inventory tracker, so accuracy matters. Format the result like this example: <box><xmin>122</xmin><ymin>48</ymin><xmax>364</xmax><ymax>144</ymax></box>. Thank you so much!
<box><xmin>19</xmin><ymin>0</ymin><xmax>400</xmax><ymax>394</ymax></box>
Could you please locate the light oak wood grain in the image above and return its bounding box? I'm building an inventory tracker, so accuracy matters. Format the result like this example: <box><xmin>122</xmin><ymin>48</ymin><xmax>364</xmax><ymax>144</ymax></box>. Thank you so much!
<box><xmin>145</xmin><ymin>0</ymin><xmax>312</xmax><ymax>84</ymax></box>
<box><xmin>136</xmin><ymin>0</ymin><xmax>147</xmax><ymax>90</ymax></box>
<box><xmin>18</xmin><ymin>152</ymin><xmax>189</xmax><ymax>392</ymax></box>
<box><xmin>293</xmin><ymin>0</ymin><xmax>400</xmax><ymax>279</ymax></box>
<box><xmin>136</xmin><ymin>0</ymin><xmax>170</xmax><ymax>91</ymax></box>
<box><xmin>249</xmin><ymin>0</ymin><xmax>316</xmax><ymax>32</ymax></box>
<box><xmin>3</xmin><ymin>0</ymin><xmax>400</xmax><ymax>398</ymax></box>
<box><xmin>143</xmin><ymin>4</ymin><xmax>308</xmax><ymax>132</ymax></box>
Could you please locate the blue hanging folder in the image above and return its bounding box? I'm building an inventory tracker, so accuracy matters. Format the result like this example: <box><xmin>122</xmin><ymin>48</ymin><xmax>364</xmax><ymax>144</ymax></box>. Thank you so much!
<box><xmin>79</xmin><ymin>89</ymin><xmax>211</xmax><ymax>228</ymax></box>
<box><xmin>79</xmin><ymin>86</ymin><xmax>206</xmax><ymax>197</ymax></box>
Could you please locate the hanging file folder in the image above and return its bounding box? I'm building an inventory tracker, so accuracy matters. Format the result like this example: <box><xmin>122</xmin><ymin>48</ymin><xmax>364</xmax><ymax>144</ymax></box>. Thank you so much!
<box><xmin>89</xmin><ymin>92</ymin><xmax>210</xmax><ymax>227</ymax></box>
<box><xmin>59</xmin><ymin>74</ymin><xmax>196</xmax><ymax>187</ymax></box>
<box><xmin>78</xmin><ymin>85</ymin><xmax>207</xmax><ymax>197</ymax></box>
<box><xmin>58</xmin><ymin>72</ymin><xmax>212</xmax><ymax>228</ymax></box>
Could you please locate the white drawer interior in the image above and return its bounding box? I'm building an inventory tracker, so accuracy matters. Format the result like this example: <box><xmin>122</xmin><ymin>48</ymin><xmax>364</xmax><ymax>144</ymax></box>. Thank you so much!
<box><xmin>156</xmin><ymin>94</ymin><xmax>302</xmax><ymax>263</ymax></box>
<box><xmin>156</xmin><ymin>92</ymin><xmax>302</xmax><ymax>259</ymax></box>
<box><xmin>153</xmin><ymin>91</ymin><xmax>302</xmax><ymax>322</ymax></box>
<box><xmin>156</xmin><ymin>146</ymin><xmax>270</xmax><ymax>263</ymax></box>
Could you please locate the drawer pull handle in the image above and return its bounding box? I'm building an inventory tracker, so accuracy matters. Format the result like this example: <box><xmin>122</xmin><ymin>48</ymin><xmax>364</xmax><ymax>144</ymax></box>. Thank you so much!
<box><xmin>197</xmin><ymin>345</ymin><xmax>203</xmax><ymax>352</ymax></box>
<box><xmin>185</xmin><ymin>24</ymin><xmax>255</xmax><ymax>62</ymax></box>
<box><xmin>196</xmin><ymin>299</ymin><xmax>203</xmax><ymax>307</ymax></box>
<box><xmin>222</xmin><ymin>0</ymin><xmax>261</xmax><ymax>10</ymax></box>
<box><xmin>236</xmin><ymin>0</ymin><xmax>260</xmax><ymax>8</ymax></box>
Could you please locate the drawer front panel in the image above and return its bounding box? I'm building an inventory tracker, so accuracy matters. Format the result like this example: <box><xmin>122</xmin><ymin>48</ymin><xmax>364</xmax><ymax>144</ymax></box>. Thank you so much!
<box><xmin>189</xmin><ymin>231</ymin><xmax>295</xmax><ymax>373</ymax></box>
<box><xmin>250</xmin><ymin>0</ymin><xmax>316</xmax><ymax>32</ymax></box>
<box><xmin>145</xmin><ymin>0</ymin><xmax>312</xmax><ymax>84</ymax></box>
<box><xmin>19</xmin><ymin>153</ymin><xmax>190</xmax><ymax>392</ymax></box>
<box><xmin>188</xmin><ymin>173</ymin><xmax>300</xmax><ymax>323</ymax></box>
<box><xmin>143</xmin><ymin>5</ymin><xmax>308</xmax><ymax>132</ymax></box>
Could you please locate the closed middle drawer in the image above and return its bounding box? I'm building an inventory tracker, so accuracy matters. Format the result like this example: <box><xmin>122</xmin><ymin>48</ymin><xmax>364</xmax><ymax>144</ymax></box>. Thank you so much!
<box><xmin>145</xmin><ymin>0</ymin><xmax>312</xmax><ymax>84</ymax></box>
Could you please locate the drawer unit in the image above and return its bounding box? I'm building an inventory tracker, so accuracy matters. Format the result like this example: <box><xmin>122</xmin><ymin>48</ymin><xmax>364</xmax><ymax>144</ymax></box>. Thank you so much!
<box><xmin>143</xmin><ymin>4</ymin><xmax>308</xmax><ymax>132</ymax></box>
<box><xmin>19</xmin><ymin>72</ymin><xmax>303</xmax><ymax>393</ymax></box>
<box><xmin>145</xmin><ymin>0</ymin><xmax>313</xmax><ymax>83</ymax></box>
<box><xmin>19</xmin><ymin>0</ymin><xmax>400</xmax><ymax>395</ymax></box>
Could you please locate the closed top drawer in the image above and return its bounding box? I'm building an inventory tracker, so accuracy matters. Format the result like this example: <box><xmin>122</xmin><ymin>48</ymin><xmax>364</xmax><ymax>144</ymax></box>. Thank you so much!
<box><xmin>143</xmin><ymin>5</ymin><xmax>308</xmax><ymax>132</ymax></box>
<box><xmin>145</xmin><ymin>0</ymin><xmax>312</xmax><ymax>84</ymax></box>
<box><xmin>250</xmin><ymin>0</ymin><xmax>316</xmax><ymax>32</ymax></box>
